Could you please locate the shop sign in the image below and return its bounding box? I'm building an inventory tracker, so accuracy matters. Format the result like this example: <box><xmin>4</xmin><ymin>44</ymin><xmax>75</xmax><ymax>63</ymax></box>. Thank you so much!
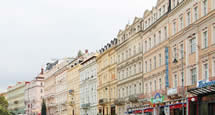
<box><xmin>167</xmin><ymin>88</ymin><xmax>177</xmax><ymax>96</ymax></box>
<box><xmin>151</xmin><ymin>93</ymin><xmax>164</xmax><ymax>104</ymax></box>
<box><xmin>165</xmin><ymin>47</ymin><xmax>169</xmax><ymax>88</ymax></box>
<box><xmin>198</xmin><ymin>80</ymin><xmax>215</xmax><ymax>88</ymax></box>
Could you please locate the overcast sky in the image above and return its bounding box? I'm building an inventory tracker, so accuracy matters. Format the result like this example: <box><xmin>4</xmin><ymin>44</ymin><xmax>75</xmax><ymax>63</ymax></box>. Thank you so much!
<box><xmin>0</xmin><ymin>0</ymin><xmax>157</xmax><ymax>92</ymax></box>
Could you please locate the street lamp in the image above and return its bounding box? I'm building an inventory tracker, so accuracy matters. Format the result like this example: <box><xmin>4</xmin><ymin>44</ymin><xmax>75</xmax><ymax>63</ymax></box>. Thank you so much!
<box><xmin>172</xmin><ymin>48</ymin><xmax>185</xmax><ymax>115</ymax></box>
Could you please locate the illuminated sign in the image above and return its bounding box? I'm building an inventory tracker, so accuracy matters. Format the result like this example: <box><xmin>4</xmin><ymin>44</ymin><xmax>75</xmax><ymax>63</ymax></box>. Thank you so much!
<box><xmin>151</xmin><ymin>93</ymin><xmax>164</xmax><ymax>104</ymax></box>
<box><xmin>198</xmin><ymin>80</ymin><xmax>215</xmax><ymax>88</ymax></box>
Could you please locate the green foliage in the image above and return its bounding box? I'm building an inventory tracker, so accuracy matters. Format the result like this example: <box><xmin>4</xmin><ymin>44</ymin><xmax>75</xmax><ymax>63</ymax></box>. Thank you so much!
<box><xmin>77</xmin><ymin>50</ymin><xmax>83</xmax><ymax>57</ymax></box>
<box><xmin>0</xmin><ymin>96</ymin><xmax>10</xmax><ymax>115</ymax></box>
<box><xmin>41</xmin><ymin>99</ymin><xmax>46</xmax><ymax>115</ymax></box>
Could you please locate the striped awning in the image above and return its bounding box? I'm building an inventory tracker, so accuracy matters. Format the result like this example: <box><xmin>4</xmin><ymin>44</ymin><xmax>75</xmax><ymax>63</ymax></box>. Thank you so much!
<box><xmin>188</xmin><ymin>85</ymin><xmax>215</xmax><ymax>96</ymax></box>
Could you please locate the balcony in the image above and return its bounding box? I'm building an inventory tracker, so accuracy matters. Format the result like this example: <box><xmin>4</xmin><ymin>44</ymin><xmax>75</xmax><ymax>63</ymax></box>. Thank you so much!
<box><xmin>99</xmin><ymin>98</ymin><xmax>108</xmax><ymax>105</ymax></box>
<box><xmin>114</xmin><ymin>98</ymin><xmax>125</xmax><ymax>105</ymax></box>
<box><xmin>128</xmin><ymin>95</ymin><xmax>138</xmax><ymax>103</ymax></box>
<box><xmin>167</xmin><ymin>86</ymin><xmax>185</xmax><ymax>99</ymax></box>
<box><xmin>81</xmin><ymin>103</ymin><xmax>90</xmax><ymax>109</ymax></box>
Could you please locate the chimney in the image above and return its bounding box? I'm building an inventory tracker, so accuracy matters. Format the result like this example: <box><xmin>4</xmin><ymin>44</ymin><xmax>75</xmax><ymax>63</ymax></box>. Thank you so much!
<box><xmin>85</xmin><ymin>49</ymin><xmax>88</xmax><ymax>54</ymax></box>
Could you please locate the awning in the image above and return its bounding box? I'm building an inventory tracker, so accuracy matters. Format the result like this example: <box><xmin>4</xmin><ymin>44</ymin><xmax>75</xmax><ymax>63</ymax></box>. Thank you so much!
<box><xmin>188</xmin><ymin>85</ymin><xmax>215</xmax><ymax>96</ymax></box>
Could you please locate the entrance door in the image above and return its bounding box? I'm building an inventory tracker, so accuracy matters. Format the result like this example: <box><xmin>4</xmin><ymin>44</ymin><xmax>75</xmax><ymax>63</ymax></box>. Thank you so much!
<box><xmin>208</xmin><ymin>103</ymin><xmax>215</xmax><ymax>115</ymax></box>
<box><xmin>111</xmin><ymin>107</ymin><xmax>115</xmax><ymax>115</ymax></box>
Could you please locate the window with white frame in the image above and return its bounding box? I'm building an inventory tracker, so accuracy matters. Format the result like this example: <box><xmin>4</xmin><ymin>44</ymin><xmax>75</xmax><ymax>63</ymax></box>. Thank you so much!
<box><xmin>134</xmin><ymin>64</ymin><xmax>136</xmax><ymax>74</ymax></box>
<box><xmin>179</xmin><ymin>16</ymin><xmax>183</xmax><ymax>30</ymax></box>
<box><xmin>129</xmin><ymin>66</ymin><xmax>132</xmax><ymax>76</ymax></box>
<box><xmin>159</xmin><ymin>78</ymin><xmax>162</xmax><ymax>90</ymax></box>
<box><xmin>150</xmin><ymin>82</ymin><xmax>152</xmax><ymax>93</ymax></box>
<box><xmin>145</xmin><ymin>61</ymin><xmax>147</xmax><ymax>73</ymax></box>
<box><xmin>213</xmin><ymin>59</ymin><xmax>215</xmax><ymax>76</ymax></box>
<box><xmin>164</xmin><ymin>26</ymin><xmax>167</xmax><ymax>40</ymax></box>
<box><xmin>174</xmin><ymin>74</ymin><xmax>178</xmax><ymax>88</ymax></box>
<box><xmin>203</xmin><ymin>0</ymin><xmax>208</xmax><ymax>16</ymax></box>
<box><xmin>190</xmin><ymin>37</ymin><xmax>196</xmax><ymax>53</ymax></box>
<box><xmin>159</xmin><ymin>54</ymin><xmax>162</xmax><ymax>66</ymax></box>
<box><xmin>154</xmin><ymin>34</ymin><xmax>157</xmax><ymax>46</ymax></box>
<box><xmin>163</xmin><ymin>5</ymin><xmax>165</xmax><ymax>14</ymax></box>
<box><xmin>145</xmin><ymin>40</ymin><xmax>147</xmax><ymax>52</ymax></box>
<box><xmin>150</xmin><ymin>59</ymin><xmax>152</xmax><ymax>71</ymax></box>
<box><xmin>173</xmin><ymin>47</ymin><xmax>177</xmax><ymax>59</ymax></box>
<box><xmin>149</xmin><ymin>38</ymin><xmax>152</xmax><ymax>49</ymax></box>
<box><xmin>159</xmin><ymin>8</ymin><xmax>162</xmax><ymax>17</ymax></box>
<box><xmin>154</xmin><ymin>80</ymin><xmax>157</xmax><ymax>91</ymax></box>
<box><xmin>159</xmin><ymin>31</ymin><xmax>161</xmax><ymax>43</ymax></box>
<box><xmin>194</xmin><ymin>6</ymin><xmax>198</xmax><ymax>21</ymax></box>
<box><xmin>202</xmin><ymin>31</ymin><xmax>208</xmax><ymax>48</ymax></box>
<box><xmin>187</xmin><ymin>11</ymin><xmax>191</xmax><ymax>26</ymax></box>
<box><xmin>129</xmin><ymin>48</ymin><xmax>131</xmax><ymax>57</ymax></box>
<box><xmin>133</xmin><ymin>45</ymin><xmax>136</xmax><ymax>55</ymax></box>
<box><xmin>154</xmin><ymin>56</ymin><xmax>156</xmax><ymax>69</ymax></box>
<box><xmin>173</xmin><ymin>21</ymin><xmax>177</xmax><ymax>34</ymax></box>
<box><xmin>191</xmin><ymin>68</ymin><xmax>197</xmax><ymax>85</ymax></box>
<box><xmin>173</xmin><ymin>0</ymin><xmax>176</xmax><ymax>8</ymax></box>
<box><xmin>145</xmin><ymin>83</ymin><xmax>148</xmax><ymax>94</ymax></box>
<box><xmin>139</xmin><ymin>62</ymin><xmax>142</xmax><ymax>72</ymax></box>
<box><xmin>203</xmin><ymin>63</ymin><xmax>209</xmax><ymax>80</ymax></box>
<box><xmin>213</xmin><ymin>26</ymin><xmax>215</xmax><ymax>44</ymax></box>
<box><xmin>180</xmin><ymin>44</ymin><xmax>184</xmax><ymax>58</ymax></box>
<box><xmin>139</xmin><ymin>82</ymin><xmax>142</xmax><ymax>93</ymax></box>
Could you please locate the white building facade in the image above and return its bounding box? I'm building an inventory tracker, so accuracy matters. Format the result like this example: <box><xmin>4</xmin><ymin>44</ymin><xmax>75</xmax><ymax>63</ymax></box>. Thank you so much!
<box><xmin>24</xmin><ymin>69</ymin><xmax>44</xmax><ymax>115</ymax></box>
<box><xmin>80</xmin><ymin>54</ymin><xmax>97</xmax><ymax>115</ymax></box>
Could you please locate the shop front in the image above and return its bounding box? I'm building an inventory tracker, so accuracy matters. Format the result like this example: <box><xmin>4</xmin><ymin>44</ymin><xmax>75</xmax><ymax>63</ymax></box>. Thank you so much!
<box><xmin>188</xmin><ymin>80</ymin><xmax>215</xmax><ymax>115</ymax></box>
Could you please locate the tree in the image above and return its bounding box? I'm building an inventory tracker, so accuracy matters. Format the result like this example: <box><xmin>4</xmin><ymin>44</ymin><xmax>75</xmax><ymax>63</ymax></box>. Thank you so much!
<box><xmin>0</xmin><ymin>96</ymin><xmax>10</xmax><ymax>115</ymax></box>
<box><xmin>77</xmin><ymin>50</ymin><xmax>83</xmax><ymax>57</ymax></box>
<box><xmin>41</xmin><ymin>99</ymin><xmax>46</xmax><ymax>115</ymax></box>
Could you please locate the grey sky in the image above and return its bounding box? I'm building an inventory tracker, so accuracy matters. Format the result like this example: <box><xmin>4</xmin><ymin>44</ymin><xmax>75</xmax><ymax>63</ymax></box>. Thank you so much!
<box><xmin>0</xmin><ymin>0</ymin><xmax>157</xmax><ymax>92</ymax></box>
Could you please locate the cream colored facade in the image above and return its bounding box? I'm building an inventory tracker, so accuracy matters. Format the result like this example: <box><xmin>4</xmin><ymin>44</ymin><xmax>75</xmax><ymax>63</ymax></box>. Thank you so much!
<box><xmin>115</xmin><ymin>17</ymin><xmax>144</xmax><ymax>115</ymax></box>
<box><xmin>44</xmin><ymin>58</ymin><xmax>73</xmax><ymax>115</ymax></box>
<box><xmin>7</xmin><ymin>81</ymin><xmax>28</xmax><ymax>115</ymax></box>
<box><xmin>97</xmin><ymin>38</ymin><xmax>117</xmax><ymax>115</ymax></box>
<box><xmin>66</xmin><ymin>54</ymin><xmax>88</xmax><ymax>115</ymax></box>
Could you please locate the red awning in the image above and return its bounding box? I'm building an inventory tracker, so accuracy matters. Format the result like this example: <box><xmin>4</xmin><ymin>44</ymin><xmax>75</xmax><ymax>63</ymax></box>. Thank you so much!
<box><xmin>144</xmin><ymin>108</ymin><xmax>153</xmax><ymax>112</ymax></box>
<box><xmin>170</xmin><ymin>103</ymin><xmax>186</xmax><ymax>109</ymax></box>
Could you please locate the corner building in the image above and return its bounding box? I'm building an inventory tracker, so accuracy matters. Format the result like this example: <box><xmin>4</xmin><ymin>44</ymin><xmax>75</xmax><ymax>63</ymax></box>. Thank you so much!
<box><xmin>97</xmin><ymin>38</ymin><xmax>118</xmax><ymax>115</ymax></box>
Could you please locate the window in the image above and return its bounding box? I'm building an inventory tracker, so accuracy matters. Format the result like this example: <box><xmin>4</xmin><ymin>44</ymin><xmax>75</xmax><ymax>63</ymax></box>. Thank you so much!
<box><xmin>159</xmin><ymin>31</ymin><xmax>161</xmax><ymax>43</ymax></box>
<box><xmin>174</xmin><ymin>74</ymin><xmax>178</xmax><ymax>88</ymax></box>
<box><xmin>213</xmin><ymin>60</ymin><xmax>215</xmax><ymax>76</ymax></box>
<box><xmin>139</xmin><ymin>62</ymin><xmax>142</xmax><ymax>72</ymax></box>
<box><xmin>203</xmin><ymin>31</ymin><xmax>208</xmax><ymax>48</ymax></box>
<box><xmin>187</xmin><ymin>11</ymin><xmax>191</xmax><ymax>26</ymax></box>
<box><xmin>191</xmin><ymin>68</ymin><xmax>197</xmax><ymax>85</ymax></box>
<box><xmin>133</xmin><ymin>45</ymin><xmax>136</xmax><ymax>55</ymax></box>
<box><xmin>145</xmin><ymin>61</ymin><xmax>147</xmax><ymax>73</ymax></box>
<box><xmin>173</xmin><ymin>47</ymin><xmax>177</xmax><ymax>59</ymax></box>
<box><xmin>149</xmin><ymin>38</ymin><xmax>152</xmax><ymax>49</ymax></box>
<box><xmin>150</xmin><ymin>59</ymin><xmax>152</xmax><ymax>71</ymax></box>
<box><xmin>194</xmin><ymin>7</ymin><xmax>198</xmax><ymax>21</ymax></box>
<box><xmin>203</xmin><ymin>63</ymin><xmax>209</xmax><ymax>80</ymax></box>
<box><xmin>122</xmin><ymin>53</ymin><xmax>124</xmax><ymax>61</ymax></box>
<box><xmin>179</xmin><ymin>16</ymin><xmax>183</xmax><ymax>30</ymax></box>
<box><xmin>126</xmin><ymin>68</ymin><xmax>128</xmax><ymax>77</ymax></box>
<box><xmin>154</xmin><ymin>80</ymin><xmax>157</xmax><ymax>91</ymax></box>
<box><xmin>159</xmin><ymin>78</ymin><xmax>162</xmax><ymax>90</ymax></box>
<box><xmin>134</xmin><ymin>84</ymin><xmax>136</xmax><ymax>94</ymax></box>
<box><xmin>154</xmin><ymin>56</ymin><xmax>156</xmax><ymax>69</ymax></box>
<box><xmin>145</xmin><ymin>41</ymin><xmax>147</xmax><ymax>52</ymax></box>
<box><xmin>159</xmin><ymin>8</ymin><xmax>162</xmax><ymax>17</ymax></box>
<box><xmin>173</xmin><ymin>0</ymin><xmax>176</xmax><ymax>8</ymax></box>
<box><xmin>129</xmin><ymin>48</ymin><xmax>131</xmax><ymax>57</ymax></box>
<box><xmin>163</xmin><ymin>5</ymin><xmax>165</xmax><ymax>14</ymax></box>
<box><xmin>126</xmin><ymin>50</ymin><xmax>128</xmax><ymax>59</ymax></box>
<box><xmin>134</xmin><ymin>64</ymin><xmax>136</xmax><ymax>74</ymax></box>
<box><xmin>129</xmin><ymin>66</ymin><xmax>132</xmax><ymax>76</ymax></box>
<box><xmin>154</xmin><ymin>34</ymin><xmax>156</xmax><ymax>46</ymax></box>
<box><xmin>203</xmin><ymin>0</ymin><xmax>208</xmax><ymax>16</ymax></box>
<box><xmin>190</xmin><ymin>37</ymin><xmax>196</xmax><ymax>53</ymax></box>
<box><xmin>150</xmin><ymin>82</ymin><xmax>152</xmax><ymax>93</ymax></box>
<box><xmin>173</xmin><ymin>21</ymin><xmax>176</xmax><ymax>34</ymax></box>
<box><xmin>159</xmin><ymin>54</ymin><xmax>162</xmax><ymax>66</ymax></box>
<box><xmin>145</xmin><ymin>83</ymin><xmax>148</xmax><ymax>94</ymax></box>
<box><xmin>180</xmin><ymin>44</ymin><xmax>184</xmax><ymax>58</ymax></box>
<box><xmin>138</xmin><ymin>42</ymin><xmax>142</xmax><ymax>52</ymax></box>
<box><xmin>213</xmin><ymin>26</ymin><xmax>215</xmax><ymax>44</ymax></box>
<box><xmin>139</xmin><ymin>83</ymin><xmax>142</xmax><ymax>93</ymax></box>
<box><xmin>164</xmin><ymin>26</ymin><xmax>167</xmax><ymax>40</ymax></box>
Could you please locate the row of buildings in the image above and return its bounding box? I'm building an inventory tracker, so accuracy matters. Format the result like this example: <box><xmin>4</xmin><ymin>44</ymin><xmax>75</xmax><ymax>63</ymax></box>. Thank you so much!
<box><xmin>3</xmin><ymin>0</ymin><xmax>215</xmax><ymax>114</ymax></box>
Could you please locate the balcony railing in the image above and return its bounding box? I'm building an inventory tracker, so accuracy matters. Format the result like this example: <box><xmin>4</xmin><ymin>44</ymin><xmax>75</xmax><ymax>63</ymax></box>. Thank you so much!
<box><xmin>81</xmin><ymin>103</ymin><xmax>90</xmax><ymax>109</ymax></box>
<box><xmin>128</xmin><ymin>95</ymin><xmax>138</xmax><ymax>103</ymax></box>
<box><xmin>99</xmin><ymin>98</ymin><xmax>108</xmax><ymax>105</ymax></box>
<box><xmin>114</xmin><ymin>98</ymin><xmax>125</xmax><ymax>105</ymax></box>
